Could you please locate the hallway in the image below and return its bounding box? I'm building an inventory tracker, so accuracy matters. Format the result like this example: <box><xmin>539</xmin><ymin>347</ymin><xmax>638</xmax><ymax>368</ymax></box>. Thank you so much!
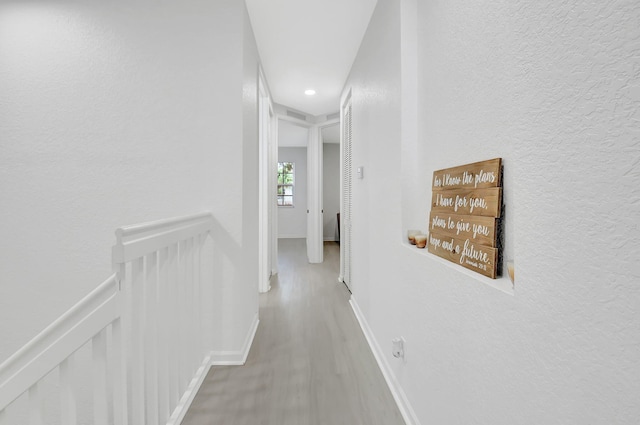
<box><xmin>2</xmin><ymin>1</ymin><xmax>639</xmax><ymax>423</ymax></box>
<box><xmin>182</xmin><ymin>239</ymin><xmax>404</xmax><ymax>425</ymax></box>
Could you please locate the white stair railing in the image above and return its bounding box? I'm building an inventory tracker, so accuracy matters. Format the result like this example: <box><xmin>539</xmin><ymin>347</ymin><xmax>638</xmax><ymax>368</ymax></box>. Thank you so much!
<box><xmin>0</xmin><ymin>274</ymin><xmax>123</xmax><ymax>425</ymax></box>
<box><xmin>112</xmin><ymin>212</ymin><xmax>214</xmax><ymax>425</ymax></box>
<box><xmin>0</xmin><ymin>212</ymin><xmax>216</xmax><ymax>425</ymax></box>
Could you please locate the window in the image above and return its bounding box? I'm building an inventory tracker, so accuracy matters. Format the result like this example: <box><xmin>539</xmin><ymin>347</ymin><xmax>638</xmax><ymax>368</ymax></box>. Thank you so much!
<box><xmin>277</xmin><ymin>162</ymin><xmax>295</xmax><ymax>206</ymax></box>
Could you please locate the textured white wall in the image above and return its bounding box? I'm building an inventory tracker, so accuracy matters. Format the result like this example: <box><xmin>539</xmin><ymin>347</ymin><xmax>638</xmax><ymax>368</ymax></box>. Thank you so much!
<box><xmin>0</xmin><ymin>0</ymin><xmax>259</xmax><ymax>363</ymax></box>
<box><xmin>277</xmin><ymin>147</ymin><xmax>308</xmax><ymax>238</ymax></box>
<box><xmin>344</xmin><ymin>0</ymin><xmax>640</xmax><ymax>424</ymax></box>
<box><xmin>323</xmin><ymin>143</ymin><xmax>340</xmax><ymax>241</ymax></box>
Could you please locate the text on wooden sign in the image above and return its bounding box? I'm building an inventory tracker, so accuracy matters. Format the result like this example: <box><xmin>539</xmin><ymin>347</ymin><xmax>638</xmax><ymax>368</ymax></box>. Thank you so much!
<box><xmin>427</xmin><ymin>231</ymin><xmax>498</xmax><ymax>279</ymax></box>
<box><xmin>432</xmin><ymin>158</ymin><xmax>502</xmax><ymax>190</ymax></box>
<box><xmin>429</xmin><ymin>212</ymin><xmax>497</xmax><ymax>247</ymax></box>
<box><xmin>431</xmin><ymin>187</ymin><xmax>502</xmax><ymax>218</ymax></box>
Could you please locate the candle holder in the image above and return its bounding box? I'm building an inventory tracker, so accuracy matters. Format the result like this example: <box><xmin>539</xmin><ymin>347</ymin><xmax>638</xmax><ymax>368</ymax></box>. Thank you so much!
<box><xmin>415</xmin><ymin>234</ymin><xmax>427</xmax><ymax>248</ymax></box>
<box><xmin>407</xmin><ymin>229</ymin><xmax>421</xmax><ymax>245</ymax></box>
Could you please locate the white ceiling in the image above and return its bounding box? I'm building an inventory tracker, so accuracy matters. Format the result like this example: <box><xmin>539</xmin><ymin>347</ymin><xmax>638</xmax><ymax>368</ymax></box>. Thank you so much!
<box><xmin>245</xmin><ymin>0</ymin><xmax>378</xmax><ymax>117</ymax></box>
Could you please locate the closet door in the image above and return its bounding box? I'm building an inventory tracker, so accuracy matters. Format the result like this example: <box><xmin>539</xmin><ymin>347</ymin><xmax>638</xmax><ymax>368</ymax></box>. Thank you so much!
<box><xmin>341</xmin><ymin>98</ymin><xmax>353</xmax><ymax>290</ymax></box>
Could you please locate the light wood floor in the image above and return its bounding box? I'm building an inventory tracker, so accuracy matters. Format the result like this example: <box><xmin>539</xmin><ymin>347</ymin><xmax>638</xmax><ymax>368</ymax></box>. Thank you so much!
<box><xmin>182</xmin><ymin>239</ymin><xmax>405</xmax><ymax>425</ymax></box>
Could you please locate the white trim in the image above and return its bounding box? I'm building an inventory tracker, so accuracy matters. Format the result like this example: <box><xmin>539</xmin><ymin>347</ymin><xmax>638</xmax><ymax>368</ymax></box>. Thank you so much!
<box><xmin>169</xmin><ymin>354</ymin><xmax>213</xmax><ymax>425</ymax></box>
<box><xmin>349</xmin><ymin>298</ymin><xmax>420</xmax><ymax>425</ymax></box>
<box><xmin>210</xmin><ymin>313</ymin><xmax>259</xmax><ymax>366</ymax></box>
<box><xmin>258</xmin><ymin>67</ymin><xmax>274</xmax><ymax>294</ymax></box>
<box><xmin>306</xmin><ymin>124</ymin><xmax>323</xmax><ymax>263</ymax></box>
<box><xmin>278</xmin><ymin>234</ymin><xmax>306</xmax><ymax>239</ymax></box>
<box><xmin>323</xmin><ymin>237</ymin><xmax>338</xmax><ymax>241</ymax></box>
<box><xmin>270</xmin><ymin>101</ymin><xmax>279</xmax><ymax>277</ymax></box>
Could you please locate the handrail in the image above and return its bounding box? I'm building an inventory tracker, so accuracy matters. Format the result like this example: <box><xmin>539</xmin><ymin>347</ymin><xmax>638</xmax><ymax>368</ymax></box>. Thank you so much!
<box><xmin>115</xmin><ymin>212</ymin><xmax>212</xmax><ymax>239</ymax></box>
<box><xmin>0</xmin><ymin>273</ymin><xmax>119</xmax><ymax>410</ymax></box>
<box><xmin>112</xmin><ymin>212</ymin><xmax>213</xmax><ymax>264</ymax></box>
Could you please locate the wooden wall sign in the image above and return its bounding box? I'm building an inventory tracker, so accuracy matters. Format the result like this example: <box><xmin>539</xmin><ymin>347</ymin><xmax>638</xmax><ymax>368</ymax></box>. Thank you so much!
<box><xmin>428</xmin><ymin>158</ymin><xmax>503</xmax><ymax>279</ymax></box>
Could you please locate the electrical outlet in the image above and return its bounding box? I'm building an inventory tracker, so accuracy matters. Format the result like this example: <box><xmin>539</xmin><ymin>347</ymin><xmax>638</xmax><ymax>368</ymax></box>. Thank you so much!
<box><xmin>392</xmin><ymin>337</ymin><xmax>405</xmax><ymax>360</ymax></box>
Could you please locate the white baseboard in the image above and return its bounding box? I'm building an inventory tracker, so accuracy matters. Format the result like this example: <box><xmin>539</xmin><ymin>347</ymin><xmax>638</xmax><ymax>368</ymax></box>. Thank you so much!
<box><xmin>349</xmin><ymin>298</ymin><xmax>420</xmax><ymax>425</ymax></box>
<box><xmin>170</xmin><ymin>313</ymin><xmax>260</xmax><ymax>423</ymax></box>
<box><xmin>278</xmin><ymin>234</ymin><xmax>306</xmax><ymax>239</ymax></box>
<box><xmin>211</xmin><ymin>313</ymin><xmax>259</xmax><ymax>366</ymax></box>
<box><xmin>169</xmin><ymin>354</ymin><xmax>213</xmax><ymax>425</ymax></box>
<box><xmin>323</xmin><ymin>237</ymin><xmax>338</xmax><ymax>241</ymax></box>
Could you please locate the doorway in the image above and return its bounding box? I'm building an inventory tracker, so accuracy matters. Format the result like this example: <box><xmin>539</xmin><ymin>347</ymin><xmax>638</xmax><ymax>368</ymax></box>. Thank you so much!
<box><xmin>277</xmin><ymin>119</ymin><xmax>309</xmax><ymax>242</ymax></box>
<box><xmin>274</xmin><ymin>114</ymin><xmax>340</xmax><ymax>265</ymax></box>
<box><xmin>321</xmin><ymin>123</ymin><xmax>340</xmax><ymax>243</ymax></box>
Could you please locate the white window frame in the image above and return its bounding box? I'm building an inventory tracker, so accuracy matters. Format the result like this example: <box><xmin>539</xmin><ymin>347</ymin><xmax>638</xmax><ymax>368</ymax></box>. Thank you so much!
<box><xmin>277</xmin><ymin>162</ymin><xmax>295</xmax><ymax>207</ymax></box>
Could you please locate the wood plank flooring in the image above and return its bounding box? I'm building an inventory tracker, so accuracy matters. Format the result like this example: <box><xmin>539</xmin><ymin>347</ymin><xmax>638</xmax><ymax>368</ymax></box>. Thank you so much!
<box><xmin>182</xmin><ymin>239</ymin><xmax>405</xmax><ymax>425</ymax></box>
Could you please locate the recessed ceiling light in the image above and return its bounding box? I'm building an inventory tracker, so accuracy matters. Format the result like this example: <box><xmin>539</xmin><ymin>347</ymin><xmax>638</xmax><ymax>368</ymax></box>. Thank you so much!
<box><xmin>304</xmin><ymin>89</ymin><xmax>316</xmax><ymax>96</ymax></box>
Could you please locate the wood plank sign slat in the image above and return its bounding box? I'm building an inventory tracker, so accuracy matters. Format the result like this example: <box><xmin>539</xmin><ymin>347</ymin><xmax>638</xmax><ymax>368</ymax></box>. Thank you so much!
<box><xmin>427</xmin><ymin>158</ymin><xmax>503</xmax><ymax>279</ymax></box>
<box><xmin>429</xmin><ymin>212</ymin><xmax>497</xmax><ymax>248</ymax></box>
<box><xmin>432</xmin><ymin>158</ymin><xmax>502</xmax><ymax>190</ymax></box>
<box><xmin>427</xmin><ymin>231</ymin><xmax>498</xmax><ymax>278</ymax></box>
<box><xmin>431</xmin><ymin>187</ymin><xmax>502</xmax><ymax>218</ymax></box>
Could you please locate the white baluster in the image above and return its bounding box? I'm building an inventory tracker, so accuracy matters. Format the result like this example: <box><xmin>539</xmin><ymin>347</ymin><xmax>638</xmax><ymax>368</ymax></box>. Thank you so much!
<box><xmin>93</xmin><ymin>329</ymin><xmax>108</xmax><ymax>425</ymax></box>
<box><xmin>118</xmin><ymin>263</ymin><xmax>134</xmax><ymax>425</ymax></box>
<box><xmin>111</xmin><ymin>315</ymin><xmax>128</xmax><ymax>425</ymax></box>
<box><xmin>178</xmin><ymin>241</ymin><xmax>188</xmax><ymax>394</ymax></box>
<box><xmin>168</xmin><ymin>243</ymin><xmax>180</xmax><ymax>411</ymax></box>
<box><xmin>186</xmin><ymin>237</ymin><xmax>196</xmax><ymax>376</ymax></box>
<box><xmin>201</xmin><ymin>234</ymin><xmax>213</xmax><ymax>356</ymax></box>
<box><xmin>145</xmin><ymin>251</ymin><xmax>159</xmax><ymax>425</ymax></box>
<box><xmin>28</xmin><ymin>382</ymin><xmax>43</xmax><ymax>425</ymax></box>
<box><xmin>60</xmin><ymin>356</ymin><xmax>77</xmax><ymax>425</ymax></box>
<box><xmin>157</xmin><ymin>247</ymin><xmax>170</xmax><ymax>423</ymax></box>
<box><xmin>131</xmin><ymin>258</ymin><xmax>145</xmax><ymax>424</ymax></box>
<box><xmin>194</xmin><ymin>234</ymin><xmax>203</xmax><ymax>364</ymax></box>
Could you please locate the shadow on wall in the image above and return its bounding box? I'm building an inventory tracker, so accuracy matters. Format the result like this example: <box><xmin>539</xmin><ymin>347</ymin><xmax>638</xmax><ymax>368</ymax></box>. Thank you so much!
<box><xmin>209</xmin><ymin>215</ymin><xmax>252</xmax><ymax>353</ymax></box>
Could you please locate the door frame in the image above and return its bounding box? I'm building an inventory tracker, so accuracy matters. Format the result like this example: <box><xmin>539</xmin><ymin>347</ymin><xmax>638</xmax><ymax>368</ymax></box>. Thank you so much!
<box><xmin>311</xmin><ymin>119</ymin><xmax>340</xmax><ymax>263</ymax></box>
<box><xmin>275</xmin><ymin>114</ymin><xmax>338</xmax><ymax>264</ymax></box>
<box><xmin>258</xmin><ymin>67</ymin><xmax>275</xmax><ymax>293</ymax></box>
